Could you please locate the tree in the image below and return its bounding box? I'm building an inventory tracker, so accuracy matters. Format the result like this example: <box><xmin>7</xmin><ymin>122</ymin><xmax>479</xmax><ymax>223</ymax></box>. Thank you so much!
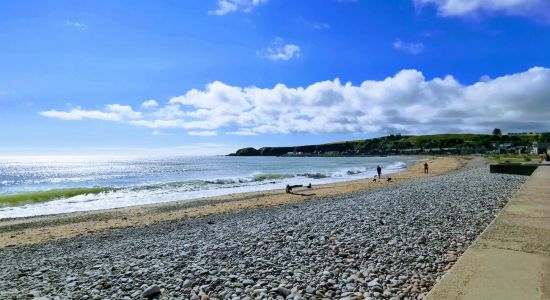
<box><xmin>492</xmin><ymin>128</ymin><xmax>502</xmax><ymax>136</ymax></box>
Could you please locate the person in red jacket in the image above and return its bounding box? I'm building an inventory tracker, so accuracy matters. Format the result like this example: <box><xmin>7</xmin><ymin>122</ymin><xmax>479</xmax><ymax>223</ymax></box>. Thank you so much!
<box><xmin>424</xmin><ymin>162</ymin><xmax>429</xmax><ymax>174</ymax></box>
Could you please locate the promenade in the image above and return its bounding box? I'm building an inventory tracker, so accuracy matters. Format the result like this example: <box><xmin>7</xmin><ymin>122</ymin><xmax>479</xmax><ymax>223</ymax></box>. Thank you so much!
<box><xmin>427</xmin><ymin>165</ymin><xmax>550</xmax><ymax>300</ymax></box>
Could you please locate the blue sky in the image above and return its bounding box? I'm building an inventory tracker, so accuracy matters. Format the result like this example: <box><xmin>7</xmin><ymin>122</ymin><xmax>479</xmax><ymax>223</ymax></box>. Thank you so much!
<box><xmin>1</xmin><ymin>0</ymin><xmax>550</xmax><ymax>155</ymax></box>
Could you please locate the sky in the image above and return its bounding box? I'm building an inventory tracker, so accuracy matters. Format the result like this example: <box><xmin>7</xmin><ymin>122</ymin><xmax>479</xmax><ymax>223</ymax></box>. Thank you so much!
<box><xmin>1</xmin><ymin>0</ymin><xmax>550</xmax><ymax>156</ymax></box>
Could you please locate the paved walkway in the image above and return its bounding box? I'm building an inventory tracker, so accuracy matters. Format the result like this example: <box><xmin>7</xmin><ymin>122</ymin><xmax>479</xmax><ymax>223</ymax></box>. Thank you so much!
<box><xmin>427</xmin><ymin>166</ymin><xmax>550</xmax><ymax>300</ymax></box>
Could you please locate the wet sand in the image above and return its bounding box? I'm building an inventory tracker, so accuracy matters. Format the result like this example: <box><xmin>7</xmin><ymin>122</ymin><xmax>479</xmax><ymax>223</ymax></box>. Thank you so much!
<box><xmin>0</xmin><ymin>156</ymin><xmax>467</xmax><ymax>249</ymax></box>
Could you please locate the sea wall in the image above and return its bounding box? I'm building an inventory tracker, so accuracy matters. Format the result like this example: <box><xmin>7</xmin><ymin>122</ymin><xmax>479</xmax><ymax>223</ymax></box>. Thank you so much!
<box><xmin>489</xmin><ymin>163</ymin><xmax>538</xmax><ymax>176</ymax></box>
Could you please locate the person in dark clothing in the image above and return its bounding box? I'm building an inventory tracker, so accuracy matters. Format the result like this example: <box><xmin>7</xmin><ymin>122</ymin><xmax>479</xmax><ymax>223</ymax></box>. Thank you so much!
<box><xmin>376</xmin><ymin>165</ymin><xmax>381</xmax><ymax>179</ymax></box>
<box><xmin>424</xmin><ymin>162</ymin><xmax>429</xmax><ymax>174</ymax></box>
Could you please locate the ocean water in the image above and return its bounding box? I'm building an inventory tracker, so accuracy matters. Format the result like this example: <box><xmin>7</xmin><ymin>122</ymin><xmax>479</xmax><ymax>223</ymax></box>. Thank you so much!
<box><xmin>0</xmin><ymin>155</ymin><xmax>418</xmax><ymax>218</ymax></box>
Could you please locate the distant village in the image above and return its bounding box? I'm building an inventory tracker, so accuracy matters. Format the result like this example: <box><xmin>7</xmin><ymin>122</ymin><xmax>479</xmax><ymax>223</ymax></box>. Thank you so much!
<box><xmin>283</xmin><ymin>141</ymin><xmax>550</xmax><ymax>156</ymax></box>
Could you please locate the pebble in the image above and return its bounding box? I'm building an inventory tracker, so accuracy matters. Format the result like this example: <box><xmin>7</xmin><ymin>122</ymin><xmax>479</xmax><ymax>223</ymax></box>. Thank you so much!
<box><xmin>142</xmin><ymin>285</ymin><xmax>161</xmax><ymax>298</ymax></box>
<box><xmin>446</xmin><ymin>254</ymin><xmax>458</xmax><ymax>262</ymax></box>
<box><xmin>242</xmin><ymin>279</ymin><xmax>255</xmax><ymax>286</ymax></box>
<box><xmin>277</xmin><ymin>287</ymin><xmax>291</xmax><ymax>297</ymax></box>
<box><xmin>182</xmin><ymin>279</ymin><xmax>193</xmax><ymax>289</ymax></box>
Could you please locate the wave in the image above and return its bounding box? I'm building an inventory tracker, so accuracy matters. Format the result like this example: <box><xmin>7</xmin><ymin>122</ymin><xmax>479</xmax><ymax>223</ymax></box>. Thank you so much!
<box><xmin>386</xmin><ymin>161</ymin><xmax>407</xmax><ymax>170</ymax></box>
<box><xmin>346</xmin><ymin>169</ymin><xmax>364</xmax><ymax>175</ymax></box>
<box><xmin>205</xmin><ymin>178</ymin><xmax>250</xmax><ymax>185</ymax></box>
<box><xmin>134</xmin><ymin>180</ymin><xmax>207</xmax><ymax>191</ymax></box>
<box><xmin>205</xmin><ymin>173</ymin><xmax>295</xmax><ymax>184</ymax></box>
<box><xmin>128</xmin><ymin>173</ymin><xmax>295</xmax><ymax>191</ymax></box>
<box><xmin>0</xmin><ymin>164</ymin><xmax>411</xmax><ymax>208</ymax></box>
<box><xmin>296</xmin><ymin>172</ymin><xmax>330</xmax><ymax>179</ymax></box>
<box><xmin>252</xmin><ymin>173</ymin><xmax>294</xmax><ymax>181</ymax></box>
<box><xmin>0</xmin><ymin>187</ymin><xmax>110</xmax><ymax>207</ymax></box>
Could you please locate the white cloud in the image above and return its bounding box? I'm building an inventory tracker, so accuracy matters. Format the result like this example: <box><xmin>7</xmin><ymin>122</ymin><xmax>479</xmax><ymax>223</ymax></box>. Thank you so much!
<box><xmin>152</xmin><ymin>130</ymin><xmax>172</xmax><ymax>136</ymax></box>
<box><xmin>128</xmin><ymin>119</ymin><xmax>186</xmax><ymax>129</ymax></box>
<box><xmin>41</xmin><ymin>67</ymin><xmax>550</xmax><ymax>135</ymax></box>
<box><xmin>188</xmin><ymin>130</ymin><xmax>218</xmax><ymax>136</ymax></box>
<box><xmin>258</xmin><ymin>39</ymin><xmax>301</xmax><ymax>61</ymax></box>
<box><xmin>227</xmin><ymin>130</ymin><xmax>259</xmax><ymax>136</ymax></box>
<box><xmin>105</xmin><ymin>104</ymin><xmax>142</xmax><ymax>119</ymax></box>
<box><xmin>209</xmin><ymin>0</ymin><xmax>267</xmax><ymax>16</ymax></box>
<box><xmin>41</xmin><ymin>108</ymin><xmax>121</xmax><ymax>121</ymax></box>
<box><xmin>393</xmin><ymin>39</ymin><xmax>425</xmax><ymax>55</ymax></box>
<box><xmin>41</xmin><ymin>105</ymin><xmax>141</xmax><ymax>122</ymax></box>
<box><xmin>141</xmin><ymin>99</ymin><xmax>159</xmax><ymax>109</ymax></box>
<box><xmin>414</xmin><ymin>0</ymin><xmax>550</xmax><ymax>20</ymax></box>
<box><xmin>480</xmin><ymin>74</ymin><xmax>491</xmax><ymax>82</ymax></box>
<box><xmin>65</xmin><ymin>20</ymin><xmax>86</xmax><ymax>29</ymax></box>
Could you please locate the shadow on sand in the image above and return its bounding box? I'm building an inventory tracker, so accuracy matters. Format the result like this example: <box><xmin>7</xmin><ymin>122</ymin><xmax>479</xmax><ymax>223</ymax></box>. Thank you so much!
<box><xmin>288</xmin><ymin>192</ymin><xmax>316</xmax><ymax>196</ymax></box>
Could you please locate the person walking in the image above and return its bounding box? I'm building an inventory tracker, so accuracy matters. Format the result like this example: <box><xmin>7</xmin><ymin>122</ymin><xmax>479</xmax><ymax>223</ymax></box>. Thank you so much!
<box><xmin>376</xmin><ymin>165</ymin><xmax>382</xmax><ymax>179</ymax></box>
<box><xmin>424</xmin><ymin>162</ymin><xmax>429</xmax><ymax>174</ymax></box>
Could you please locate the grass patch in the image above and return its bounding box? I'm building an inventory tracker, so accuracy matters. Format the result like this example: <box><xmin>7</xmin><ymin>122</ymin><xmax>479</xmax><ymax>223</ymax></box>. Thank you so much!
<box><xmin>0</xmin><ymin>187</ymin><xmax>109</xmax><ymax>207</ymax></box>
<box><xmin>486</xmin><ymin>154</ymin><xmax>536</xmax><ymax>164</ymax></box>
<box><xmin>405</xmin><ymin>134</ymin><xmax>482</xmax><ymax>143</ymax></box>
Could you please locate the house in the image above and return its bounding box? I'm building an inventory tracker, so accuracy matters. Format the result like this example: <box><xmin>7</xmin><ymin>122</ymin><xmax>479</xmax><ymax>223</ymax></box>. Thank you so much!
<box><xmin>508</xmin><ymin>146</ymin><xmax>526</xmax><ymax>154</ymax></box>
<box><xmin>531</xmin><ymin>142</ymin><xmax>550</xmax><ymax>155</ymax></box>
<box><xmin>400</xmin><ymin>148</ymin><xmax>421</xmax><ymax>154</ymax></box>
<box><xmin>492</xmin><ymin>143</ymin><xmax>514</xmax><ymax>154</ymax></box>
<box><xmin>286</xmin><ymin>151</ymin><xmax>303</xmax><ymax>156</ymax></box>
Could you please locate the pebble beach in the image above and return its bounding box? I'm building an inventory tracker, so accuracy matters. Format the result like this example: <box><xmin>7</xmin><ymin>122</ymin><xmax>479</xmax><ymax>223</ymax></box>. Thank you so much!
<box><xmin>0</xmin><ymin>158</ymin><xmax>526</xmax><ymax>299</ymax></box>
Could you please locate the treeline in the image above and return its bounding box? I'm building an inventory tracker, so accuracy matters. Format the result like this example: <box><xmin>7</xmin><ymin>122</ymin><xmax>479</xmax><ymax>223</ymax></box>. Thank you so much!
<box><xmin>229</xmin><ymin>133</ymin><xmax>550</xmax><ymax>156</ymax></box>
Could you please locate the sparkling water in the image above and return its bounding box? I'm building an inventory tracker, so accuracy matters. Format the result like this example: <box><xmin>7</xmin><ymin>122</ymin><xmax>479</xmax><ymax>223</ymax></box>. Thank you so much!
<box><xmin>0</xmin><ymin>155</ymin><xmax>418</xmax><ymax>218</ymax></box>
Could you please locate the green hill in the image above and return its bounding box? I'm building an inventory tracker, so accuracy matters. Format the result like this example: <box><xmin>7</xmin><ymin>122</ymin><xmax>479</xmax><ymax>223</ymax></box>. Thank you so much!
<box><xmin>229</xmin><ymin>133</ymin><xmax>547</xmax><ymax>156</ymax></box>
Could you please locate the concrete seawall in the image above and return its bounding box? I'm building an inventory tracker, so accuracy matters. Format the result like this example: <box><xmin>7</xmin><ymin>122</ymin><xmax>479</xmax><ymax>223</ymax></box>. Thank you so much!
<box><xmin>426</xmin><ymin>166</ymin><xmax>550</xmax><ymax>300</ymax></box>
<box><xmin>489</xmin><ymin>163</ymin><xmax>539</xmax><ymax>176</ymax></box>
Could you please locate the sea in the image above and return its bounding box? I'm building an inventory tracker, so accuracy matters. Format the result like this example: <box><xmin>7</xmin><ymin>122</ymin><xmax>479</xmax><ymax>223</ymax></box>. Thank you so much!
<box><xmin>0</xmin><ymin>155</ymin><xmax>419</xmax><ymax>219</ymax></box>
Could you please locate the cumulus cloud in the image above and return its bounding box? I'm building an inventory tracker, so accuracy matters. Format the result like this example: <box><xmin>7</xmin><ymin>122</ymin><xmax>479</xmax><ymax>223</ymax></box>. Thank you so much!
<box><xmin>227</xmin><ymin>130</ymin><xmax>259</xmax><ymax>136</ymax></box>
<box><xmin>104</xmin><ymin>104</ymin><xmax>142</xmax><ymax>119</ymax></box>
<box><xmin>41</xmin><ymin>104</ymin><xmax>141</xmax><ymax>122</ymax></box>
<box><xmin>479</xmin><ymin>74</ymin><xmax>491</xmax><ymax>82</ymax></box>
<box><xmin>141</xmin><ymin>99</ymin><xmax>159</xmax><ymax>109</ymax></box>
<box><xmin>41</xmin><ymin>108</ymin><xmax>119</xmax><ymax>121</ymax></box>
<box><xmin>41</xmin><ymin>67</ymin><xmax>550</xmax><ymax>135</ymax></box>
<box><xmin>414</xmin><ymin>0</ymin><xmax>550</xmax><ymax>20</ymax></box>
<box><xmin>393</xmin><ymin>39</ymin><xmax>425</xmax><ymax>55</ymax></box>
<box><xmin>209</xmin><ymin>0</ymin><xmax>267</xmax><ymax>15</ymax></box>
<box><xmin>258</xmin><ymin>39</ymin><xmax>301</xmax><ymax>61</ymax></box>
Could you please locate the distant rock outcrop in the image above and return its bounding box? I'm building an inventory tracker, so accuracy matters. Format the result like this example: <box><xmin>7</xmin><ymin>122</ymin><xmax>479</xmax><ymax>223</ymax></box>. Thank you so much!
<box><xmin>233</xmin><ymin>147</ymin><xmax>261</xmax><ymax>156</ymax></box>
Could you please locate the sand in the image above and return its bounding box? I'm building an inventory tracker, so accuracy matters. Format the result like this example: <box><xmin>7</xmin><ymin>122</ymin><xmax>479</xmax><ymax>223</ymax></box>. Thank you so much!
<box><xmin>0</xmin><ymin>156</ymin><xmax>467</xmax><ymax>249</ymax></box>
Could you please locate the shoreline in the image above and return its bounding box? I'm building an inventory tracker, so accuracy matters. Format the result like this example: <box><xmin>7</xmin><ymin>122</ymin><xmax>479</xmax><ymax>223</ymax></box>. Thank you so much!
<box><xmin>0</xmin><ymin>156</ymin><xmax>415</xmax><ymax>219</ymax></box>
<box><xmin>0</xmin><ymin>156</ymin><xmax>467</xmax><ymax>249</ymax></box>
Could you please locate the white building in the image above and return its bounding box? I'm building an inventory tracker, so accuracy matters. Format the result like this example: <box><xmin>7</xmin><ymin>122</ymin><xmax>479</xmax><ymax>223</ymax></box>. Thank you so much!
<box><xmin>531</xmin><ymin>142</ymin><xmax>550</xmax><ymax>155</ymax></box>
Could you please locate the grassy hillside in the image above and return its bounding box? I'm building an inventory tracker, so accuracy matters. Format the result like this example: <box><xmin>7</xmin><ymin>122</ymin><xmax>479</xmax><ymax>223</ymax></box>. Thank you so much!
<box><xmin>229</xmin><ymin>133</ymin><xmax>547</xmax><ymax>156</ymax></box>
<box><xmin>405</xmin><ymin>134</ymin><xmax>481</xmax><ymax>143</ymax></box>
